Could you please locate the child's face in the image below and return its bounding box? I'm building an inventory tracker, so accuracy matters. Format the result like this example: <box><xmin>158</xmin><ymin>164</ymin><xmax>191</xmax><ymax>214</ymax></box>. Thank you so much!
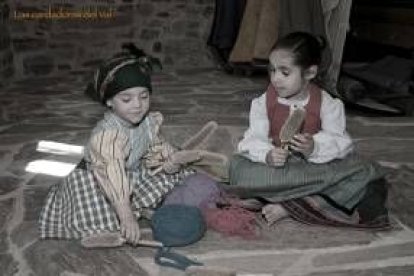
<box><xmin>107</xmin><ymin>87</ymin><xmax>150</xmax><ymax>125</ymax></box>
<box><xmin>268</xmin><ymin>49</ymin><xmax>310</xmax><ymax>99</ymax></box>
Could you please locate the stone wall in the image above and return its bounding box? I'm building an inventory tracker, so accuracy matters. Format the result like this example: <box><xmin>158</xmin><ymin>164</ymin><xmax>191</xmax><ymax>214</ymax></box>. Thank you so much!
<box><xmin>0</xmin><ymin>0</ymin><xmax>14</xmax><ymax>87</ymax></box>
<box><xmin>7</xmin><ymin>0</ymin><xmax>215</xmax><ymax>79</ymax></box>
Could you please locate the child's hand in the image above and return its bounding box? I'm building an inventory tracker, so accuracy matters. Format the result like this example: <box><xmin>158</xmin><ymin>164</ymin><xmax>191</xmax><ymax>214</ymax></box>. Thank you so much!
<box><xmin>162</xmin><ymin>161</ymin><xmax>180</xmax><ymax>174</ymax></box>
<box><xmin>116</xmin><ymin>204</ymin><xmax>141</xmax><ymax>245</ymax></box>
<box><xmin>266</xmin><ymin>147</ymin><xmax>289</xmax><ymax>167</ymax></box>
<box><xmin>162</xmin><ymin>150</ymin><xmax>201</xmax><ymax>174</ymax></box>
<box><xmin>289</xmin><ymin>133</ymin><xmax>314</xmax><ymax>158</ymax></box>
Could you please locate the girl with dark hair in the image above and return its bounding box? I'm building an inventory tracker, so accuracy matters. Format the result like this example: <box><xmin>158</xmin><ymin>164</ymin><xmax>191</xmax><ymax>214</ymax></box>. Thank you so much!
<box><xmin>229</xmin><ymin>32</ymin><xmax>390</xmax><ymax>230</ymax></box>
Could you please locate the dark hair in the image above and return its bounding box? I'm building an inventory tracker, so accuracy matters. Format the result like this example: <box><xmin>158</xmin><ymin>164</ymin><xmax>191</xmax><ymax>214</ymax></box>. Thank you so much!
<box><xmin>271</xmin><ymin>32</ymin><xmax>326</xmax><ymax>69</ymax></box>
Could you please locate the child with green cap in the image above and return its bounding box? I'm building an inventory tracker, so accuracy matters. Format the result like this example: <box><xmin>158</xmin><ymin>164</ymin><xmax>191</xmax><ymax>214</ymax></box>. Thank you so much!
<box><xmin>38</xmin><ymin>49</ymin><xmax>217</xmax><ymax>246</ymax></box>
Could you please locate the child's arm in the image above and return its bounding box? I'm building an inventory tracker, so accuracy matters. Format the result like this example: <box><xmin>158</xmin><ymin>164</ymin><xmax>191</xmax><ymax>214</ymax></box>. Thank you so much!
<box><xmin>238</xmin><ymin>94</ymin><xmax>274</xmax><ymax>163</ymax></box>
<box><xmin>145</xmin><ymin>112</ymin><xmax>181</xmax><ymax>174</ymax></box>
<box><xmin>89</xmin><ymin>130</ymin><xmax>141</xmax><ymax>244</ymax></box>
<box><xmin>307</xmin><ymin>91</ymin><xmax>354</xmax><ymax>163</ymax></box>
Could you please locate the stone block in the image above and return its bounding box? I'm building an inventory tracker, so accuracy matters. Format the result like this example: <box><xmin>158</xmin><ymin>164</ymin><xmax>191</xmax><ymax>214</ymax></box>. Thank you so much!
<box><xmin>13</xmin><ymin>38</ymin><xmax>47</xmax><ymax>52</ymax></box>
<box><xmin>1</xmin><ymin>66</ymin><xmax>14</xmax><ymax>80</ymax></box>
<box><xmin>23</xmin><ymin>186</ymin><xmax>52</xmax><ymax>221</ymax></box>
<box><xmin>136</xmin><ymin>3</ymin><xmax>154</xmax><ymax>17</ymax></box>
<box><xmin>171</xmin><ymin>20</ymin><xmax>187</xmax><ymax>34</ymax></box>
<box><xmin>313</xmin><ymin>242</ymin><xmax>414</xmax><ymax>267</ymax></box>
<box><xmin>23</xmin><ymin>55</ymin><xmax>54</xmax><ymax>75</ymax></box>
<box><xmin>0</xmin><ymin>231</ymin><xmax>8</xmax><ymax>254</ymax></box>
<box><xmin>164</xmin><ymin>39</ymin><xmax>212</xmax><ymax>67</ymax></box>
<box><xmin>202</xmin><ymin>6</ymin><xmax>214</xmax><ymax>18</ymax></box>
<box><xmin>199</xmin><ymin>253</ymin><xmax>300</xmax><ymax>275</ymax></box>
<box><xmin>185</xmin><ymin>31</ymin><xmax>199</xmax><ymax>38</ymax></box>
<box><xmin>116</xmin><ymin>4</ymin><xmax>134</xmax><ymax>12</ymax></box>
<box><xmin>183</xmin><ymin>5</ymin><xmax>205</xmax><ymax>17</ymax></box>
<box><xmin>89</xmin><ymin>14</ymin><xmax>133</xmax><ymax>29</ymax></box>
<box><xmin>51</xmin><ymin>31</ymin><xmax>107</xmax><ymax>41</ymax></box>
<box><xmin>81</xmin><ymin>59</ymin><xmax>103</xmax><ymax>68</ymax></box>
<box><xmin>48</xmin><ymin>42</ymin><xmax>75</xmax><ymax>50</ymax></box>
<box><xmin>347</xmin><ymin>117</ymin><xmax>414</xmax><ymax>139</ymax></box>
<box><xmin>0</xmin><ymin>175</ymin><xmax>21</xmax><ymax>195</ymax></box>
<box><xmin>193</xmin><ymin>0</ymin><xmax>213</xmax><ymax>5</ymax></box>
<box><xmin>11</xmin><ymin>221</ymin><xmax>39</xmax><ymax>249</ymax></box>
<box><xmin>13</xmin><ymin>5</ymin><xmax>44</xmax><ymax>13</ymax></box>
<box><xmin>354</xmin><ymin>139</ymin><xmax>414</xmax><ymax>163</ymax></box>
<box><xmin>148</xmin><ymin>19</ymin><xmax>163</xmax><ymax>27</ymax></box>
<box><xmin>25</xmin><ymin>240</ymin><xmax>150</xmax><ymax>276</ymax></box>
<box><xmin>57</xmin><ymin>64</ymin><xmax>71</xmax><ymax>71</ymax></box>
<box><xmin>187</xmin><ymin>20</ymin><xmax>200</xmax><ymax>30</ymax></box>
<box><xmin>0</xmin><ymin>35</ymin><xmax>10</xmax><ymax>51</ymax></box>
<box><xmin>140</xmin><ymin>28</ymin><xmax>160</xmax><ymax>40</ymax></box>
<box><xmin>0</xmin><ymin>253</ymin><xmax>18</xmax><ymax>276</ymax></box>
<box><xmin>152</xmin><ymin>41</ymin><xmax>162</xmax><ymax>53</ymax></box>
<box><xmin>307</xmin><ymin>266</ymin><xmax>414</xmax><ymax>276</ymax></box>
<box><xmin>0</xmin><ymin>199</ymin><xmax>13</xmax><ymax>231</ymax></box>
<box><xmin>387</xmin><ymin>166</ymin><xmax>414</xmax><ymax>228</ymax></box>
<box><xmin>156</xmin><ymin>11</ymin><xmax>170</xmax><ymax>18</ymax></box>
<box><xmin>0</xmin><ymin>3</ymin><xmax>10</xmax><ymax>20</ymax></box>
<box><xmin>0</xmin><ymin>50</ymin><xmax>13</xmax><ymax>66</ymax></box>
<box><xmin>163</xmin><ymin>55</ymin><xmax>173</xmax><ymax>66</ymax></box>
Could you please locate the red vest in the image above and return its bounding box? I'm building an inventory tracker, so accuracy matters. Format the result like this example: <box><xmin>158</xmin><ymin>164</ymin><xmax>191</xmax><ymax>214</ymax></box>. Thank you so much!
<box><xmin>266</xmin><ymin>83</ymin><xmax>322</xmax><ymax>146</ymax></box>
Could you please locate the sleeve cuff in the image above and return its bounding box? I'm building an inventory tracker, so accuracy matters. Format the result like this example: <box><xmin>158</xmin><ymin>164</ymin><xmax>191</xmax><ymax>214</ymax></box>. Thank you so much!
<box><xmin>239</xmin><ymin>148</ymin><xmax>269</xmax><ymax>164</ymax></box>
<box><xmin>308</xmin><ymin>140</ymin><xmax>320</xmax><ymax>160</ymax></box>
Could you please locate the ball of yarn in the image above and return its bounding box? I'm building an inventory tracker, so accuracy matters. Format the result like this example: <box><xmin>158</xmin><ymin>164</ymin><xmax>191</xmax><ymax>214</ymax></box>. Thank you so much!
<box><xmin>151</xmin><ymin>204</ymin><xmax>206</xmax><ymax>247</ymax></box>
<box><xmin>203</xmin><ymin>206</ymin><xmax>259</xmax><ymax>239</ymax></box>
<box><xmin>163</xmin><ymin>173</ymin><xmax>221</xmax><ymax>209</ymax></box>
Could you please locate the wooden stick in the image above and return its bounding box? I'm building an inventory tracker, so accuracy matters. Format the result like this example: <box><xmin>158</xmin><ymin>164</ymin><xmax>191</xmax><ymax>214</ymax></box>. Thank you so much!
<box><xmin>81</xmin><ymin>232</ymin><xmax>163</xmax><ymax>248</ymax></box>
<box><xmin>181</xmin><ymin>121</ymin><xmax>218</xmax><ymax>150</ymax></box>
<box><xmin>137</xmin><ymin>239</ymin><xmax>163</xmax><ymax>248</ymax></box>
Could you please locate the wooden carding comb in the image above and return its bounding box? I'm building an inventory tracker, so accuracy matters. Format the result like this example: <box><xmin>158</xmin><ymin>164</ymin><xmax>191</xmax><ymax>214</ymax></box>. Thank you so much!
<box><xmin>279</xmin><ymin>107</ymin><xmax>306</xmax><ymax>149</ymax></box>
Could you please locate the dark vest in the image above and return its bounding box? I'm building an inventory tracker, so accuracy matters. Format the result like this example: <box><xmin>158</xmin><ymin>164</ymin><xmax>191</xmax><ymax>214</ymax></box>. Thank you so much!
<box><xmin>266</xmin><ymin>83</ymin><xmax>322</xmax><ymax>146</ymax></box>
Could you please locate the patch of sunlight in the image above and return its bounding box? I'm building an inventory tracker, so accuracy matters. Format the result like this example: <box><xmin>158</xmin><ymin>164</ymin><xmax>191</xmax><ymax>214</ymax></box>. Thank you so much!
<box><xmin>36</xmin><ymin>140</ymin><xmax>84</xmax><ymax>156</ymax></box>
<box><xmin>25</xmin><ymin>159</ymin><xmax>77</xmax><ymax>177</ymax></box>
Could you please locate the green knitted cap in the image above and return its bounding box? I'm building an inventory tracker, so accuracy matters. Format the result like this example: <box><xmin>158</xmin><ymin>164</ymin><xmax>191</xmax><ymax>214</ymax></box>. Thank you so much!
<box><xmin>104</xmin><ymin>62</ymin><xmax>152</xmax><ymax>100</ymax></box>
<box><xmin>94</xmin><ymin>56</ymin><xmax>152</xmax><ymax>103</ymax></box>
<box><xmin>85</xmin><ymin>44</ymin><xmax>162</xmax><ymax>104</ymax></box>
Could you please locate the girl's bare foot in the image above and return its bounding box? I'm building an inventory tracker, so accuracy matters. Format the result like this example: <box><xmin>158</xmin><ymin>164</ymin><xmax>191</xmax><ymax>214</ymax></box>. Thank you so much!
<box><xmin>262</xmin><ymin>204</ymin><xmax>289</xmax><ymax>225</ymax></box>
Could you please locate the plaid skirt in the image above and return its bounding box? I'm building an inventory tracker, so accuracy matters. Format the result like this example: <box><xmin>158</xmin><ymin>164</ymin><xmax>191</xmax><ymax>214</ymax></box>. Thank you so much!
<box><xmin>39</xmin><ymin>166</ymin><xmax>192</xmax><ymax>239</ymax></box>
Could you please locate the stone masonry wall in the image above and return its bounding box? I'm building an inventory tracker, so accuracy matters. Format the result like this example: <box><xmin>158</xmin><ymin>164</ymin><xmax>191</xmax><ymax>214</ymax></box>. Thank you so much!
<box><xmin>0</xmin><ymin>0</ymin><xmax>14</xmax><ymax>87</ymax></box>
<box><xmin>7</xmin><ymin>0</ymin><xmax>215</xmax><ymax>80</ymax></box>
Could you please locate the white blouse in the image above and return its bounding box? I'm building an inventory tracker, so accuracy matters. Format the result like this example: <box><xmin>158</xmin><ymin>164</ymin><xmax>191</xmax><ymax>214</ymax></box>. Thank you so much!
<box><xmin>238</xmin><ymin>90</ymin><xmax>354</xmax><ymax>164</ymax></box>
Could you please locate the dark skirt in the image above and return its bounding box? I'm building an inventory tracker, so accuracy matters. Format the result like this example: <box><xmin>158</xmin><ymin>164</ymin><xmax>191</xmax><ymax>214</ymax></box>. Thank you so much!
<box><xmin>228</xmin><ymin>154</ymin><xmax>390</xmax><ymax>229</ymax></box>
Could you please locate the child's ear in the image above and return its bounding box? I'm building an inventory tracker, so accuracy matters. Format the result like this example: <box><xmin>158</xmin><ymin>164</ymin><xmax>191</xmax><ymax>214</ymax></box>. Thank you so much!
<box><xmin>106</xmin><ymin>99</ymin><xmax>113</xmax><ymax>108</ymax></box>
<box><xmin>304</xmin><ymin>65</ymin><xmax>318</xmax><ymax>80</ymax></box>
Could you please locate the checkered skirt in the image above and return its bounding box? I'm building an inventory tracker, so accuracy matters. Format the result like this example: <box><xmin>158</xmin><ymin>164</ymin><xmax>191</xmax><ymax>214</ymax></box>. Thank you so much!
<box><xmin>39</xmin><ymin>166</ymin><xmax>191</xmax><ymax>239</ymax></box>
